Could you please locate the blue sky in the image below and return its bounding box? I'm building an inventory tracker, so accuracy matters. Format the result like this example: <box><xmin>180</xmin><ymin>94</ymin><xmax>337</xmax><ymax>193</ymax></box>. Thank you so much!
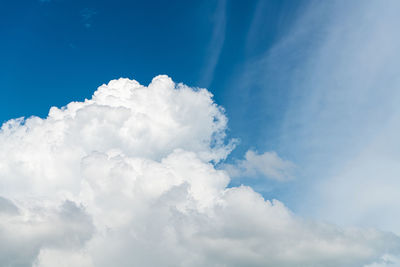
<box><xmin>2</xmin><ymin>1</ymin><xmax>400</xmax><ymax>266</ymax></box>
<box><xmin>2</xmin><ymin>0</ymin><xmax>400</xmax><ymax>241</ymax></box>
<box><xmin>0</xmin><ymin>0</ymin><xmax>300</xmax><ymax>147</ymax></box>
<box><xmin>0</xmin><ymin>0</ymin><xmax>305</xmax><ymax>203</ymax></box>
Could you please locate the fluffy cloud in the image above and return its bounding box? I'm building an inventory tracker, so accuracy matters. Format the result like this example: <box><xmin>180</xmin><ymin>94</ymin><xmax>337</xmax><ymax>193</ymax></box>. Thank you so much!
<box><xmin>224</xmin><ymin>150</ymin><xmax>295</xmax><ymax>181</ymax></box>
<box><xmin>0</xmin><ymin>75</ymin><xmax>399</xmax><ymax>267</ymax></box>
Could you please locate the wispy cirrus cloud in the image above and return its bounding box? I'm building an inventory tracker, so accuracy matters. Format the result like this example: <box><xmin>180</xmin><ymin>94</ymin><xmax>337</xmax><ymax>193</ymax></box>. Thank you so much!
<box><xmin>199</xmin><ymin>0</ymin><xmax>227</xmax><ymax>87</ymax></box>
<box><xmin>235</xmin><ymin>0</ymin><xmax>400</xmax><ymax>237</ymax></box>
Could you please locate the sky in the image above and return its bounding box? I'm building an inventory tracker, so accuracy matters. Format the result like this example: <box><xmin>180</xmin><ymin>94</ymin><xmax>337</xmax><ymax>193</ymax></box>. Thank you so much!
<box><xmin>1</xmin><ymin>0</ymin><xmax>400</xmax><ymax>266</ymax></box>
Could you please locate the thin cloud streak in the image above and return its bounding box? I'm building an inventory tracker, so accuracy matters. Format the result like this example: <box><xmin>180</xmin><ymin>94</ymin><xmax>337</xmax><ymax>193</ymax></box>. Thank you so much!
<box><xmin>200</xmin><ymin>0</ymin><xmax>227</xmax><ymax>87</ymax></box>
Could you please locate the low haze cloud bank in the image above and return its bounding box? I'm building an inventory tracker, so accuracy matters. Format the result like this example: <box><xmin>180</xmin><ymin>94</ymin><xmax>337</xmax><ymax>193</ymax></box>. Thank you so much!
<box><xmin>0</xmin><ymin>76</ymin><xmax>399</xmax><ymax>266</ymax></box>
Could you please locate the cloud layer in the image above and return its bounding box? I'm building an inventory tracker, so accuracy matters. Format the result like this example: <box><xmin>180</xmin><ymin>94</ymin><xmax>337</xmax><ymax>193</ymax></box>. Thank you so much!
<box><xmin>0</xmin><ymin>76</ymin><xmax>399</xmax><ymax>266</ymax></box>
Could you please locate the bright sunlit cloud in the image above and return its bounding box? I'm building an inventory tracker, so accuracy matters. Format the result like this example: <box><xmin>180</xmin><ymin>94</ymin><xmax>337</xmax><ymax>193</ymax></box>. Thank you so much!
<box><xmin>0</xmin><ymin>76</ymin><xmax>399</xmax><ymax>267</ymax></box>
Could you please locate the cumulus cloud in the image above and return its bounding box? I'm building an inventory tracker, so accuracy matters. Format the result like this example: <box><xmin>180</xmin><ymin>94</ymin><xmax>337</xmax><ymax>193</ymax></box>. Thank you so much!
<box><xmin>0</xmin><ymin>75</ymin><xmax>399</xmax><ymax>266</ymax></box>
<box><xmin>224</xmin><ymin>150</ymin><xmax>295</xmax><ymax>181</ymax></box>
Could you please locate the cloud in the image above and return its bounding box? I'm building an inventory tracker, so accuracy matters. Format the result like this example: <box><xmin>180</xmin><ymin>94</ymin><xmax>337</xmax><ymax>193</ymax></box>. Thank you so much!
<box><xmin>364</xmin><ymin>255</ymin><xmax>400</xmax><ymax>267</ymax></box>
<box><xmin>0</xmin><ymin>75</ymin><xmax>399</xmax><ymax>266</ymax></box>
<box><xmin>253</xmin><ymin>0</ymin><xmax>400</xmax><ymax>233</ymax></box>
<box><xmin>200</xmin><ymin>0</ymin><xmax>227</xmax><ymax>87</ymax></box>
<box><xmin>0</xmin><ymin>196</ymin><xmax>19</xmax><ymax>215</ymax></box>
<box><xmin>0</xmin><ymin>199</ymin><xmax>93</xmax><ymax>267</ymax></box>
<box><xmin>232</xmin><ymin>0</ymin><xmax>400</xmax><ymax>235</ymax></box>
<box><xmin>224</xmin><ymin>150</ymin><xmax>294</xmax><ymax>181</ymax></box>
<box><xmin>80</xmin><ymin>8</ymin><xmax>97</xmax><ymax>28</ymax></box>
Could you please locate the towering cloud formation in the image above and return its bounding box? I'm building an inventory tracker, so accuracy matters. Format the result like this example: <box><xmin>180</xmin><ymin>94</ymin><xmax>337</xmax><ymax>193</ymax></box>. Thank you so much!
<box><xmin>0</xmin><ymin>76</ymin><xmax>399</xmax><ymax>267</ymax></box>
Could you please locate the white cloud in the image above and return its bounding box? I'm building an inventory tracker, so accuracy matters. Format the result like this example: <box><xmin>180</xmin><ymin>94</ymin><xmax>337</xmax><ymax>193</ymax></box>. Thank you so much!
<box><xmin>224</xmin><ymin>150</ymin><xmax>294</xmax><ymax>181</ymax></box>
<box><xmin>256</xmin><ymin>0</ymin><xmax>400</xmax><ymax>233</ymax></box>
<box><xmin>0</xmin><ymin>75</ymin><xmax>399</xmax><ymax>266</ymax></box>
<box><xmin>200</xmin><ymin>0</ymin><xmax>227</xmax><ymax>87</ymax></box>
<box><xmin>0</xmin><ymin>199</ymin><xmax>93</xmax><ymax>267</ymax></box>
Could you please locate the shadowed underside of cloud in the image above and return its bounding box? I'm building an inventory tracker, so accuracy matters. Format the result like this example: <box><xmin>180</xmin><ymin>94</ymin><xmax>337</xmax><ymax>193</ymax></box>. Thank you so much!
<box><xmin>0</xmin><ymin>76</ymin><xmax>399</xmax><ymax>267</ymax></box>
